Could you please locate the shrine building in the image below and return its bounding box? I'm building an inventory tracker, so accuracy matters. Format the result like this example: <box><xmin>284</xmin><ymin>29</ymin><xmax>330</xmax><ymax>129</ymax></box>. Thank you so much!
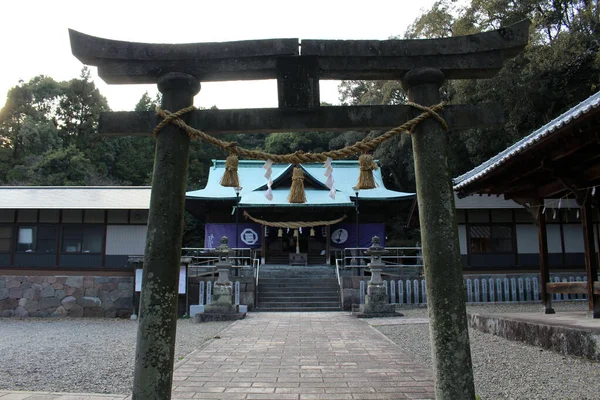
<box><xmin>185</xmin><ymin>159</ymin><xmax>414</xmax><ymax>265</ymax></box>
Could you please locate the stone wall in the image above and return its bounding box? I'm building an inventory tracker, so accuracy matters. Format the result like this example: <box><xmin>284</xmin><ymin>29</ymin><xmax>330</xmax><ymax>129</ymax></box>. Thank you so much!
<box><xmin>0</xmin><ymin>275</ymin><xmax>134</xmax><ymax>318</ymax></box>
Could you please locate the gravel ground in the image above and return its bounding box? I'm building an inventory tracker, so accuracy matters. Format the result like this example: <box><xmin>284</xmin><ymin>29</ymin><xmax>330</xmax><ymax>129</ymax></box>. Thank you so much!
<box><xmin>375</xmin><ymin>302</ymin><xmax>600</xmax><ymax>400</ymax></box>
<box><xmin>0</xmin><ymin>318</ymin><xmax>232</xmax><ymax>394</ymax></box>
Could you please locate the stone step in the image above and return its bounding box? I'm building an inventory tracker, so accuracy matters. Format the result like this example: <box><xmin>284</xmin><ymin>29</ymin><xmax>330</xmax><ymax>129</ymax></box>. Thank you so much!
<box><xmin>258</xmin><ymin>301</ymin><xmax>340</xmax><ymax>309</ymax></box>
<box><xmin>259</xmin><ymin>278</ymin><xmax>338</xmax><ymax>284</ymax></box>
<box><xmin>255</xmin><ymin>307</ymin><xmax>343</xmax><ymax>312</ymax></box>
<box><xmin>258</xmin><ymin>282</ymin><xmax>339</xmax><ymax>292</ymax></box>
<box><xmin>258</xmin><ymin>289</ymin><xmax>339</xmax><ymax>295</ymax></box>
<box><xmin>258</xmin><ymin>294</ymin><xmax>340</xmax><ymax>303</ymax></box>
<box><xmin>259</xmin><ymin>273</ymin><xmax>337</xmax><ymax>278</ymax></box>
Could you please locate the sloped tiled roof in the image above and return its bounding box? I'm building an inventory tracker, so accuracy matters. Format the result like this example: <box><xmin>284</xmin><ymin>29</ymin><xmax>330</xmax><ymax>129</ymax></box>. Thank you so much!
<box><xmin>454</xmin><ymin>91</ymin><xmax>600</xmax><ymax>190</ymax></box>
<box><xmin>186</xmin><ymin>160</ymin><xmax>414</xmax><ymax>206</ymax></box>
<box><xmin>0</xmin><ymin>186</ymin><xmax>151</xmax><ymax>209</ymax></box>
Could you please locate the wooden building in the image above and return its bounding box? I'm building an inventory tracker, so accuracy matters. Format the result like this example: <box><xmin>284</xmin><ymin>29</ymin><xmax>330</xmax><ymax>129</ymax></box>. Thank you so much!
<box><xmin>186</xmin><ymin>159</ymin><xmax>414</xmax><ymax>265</ymax></box>
<box><xmin>453</xmin><ymin>91</ymin><xmax>600</xmax><ymax>317</ymax></box>
<box><xmin>0</xmin><ymin>186</ymin><xmax>150</xmax><ymax>317</ymax></box>
<box><xmin>453</xmin><ymin>195</ymin><xmax>598</xmax><ymax>272</ymax></box>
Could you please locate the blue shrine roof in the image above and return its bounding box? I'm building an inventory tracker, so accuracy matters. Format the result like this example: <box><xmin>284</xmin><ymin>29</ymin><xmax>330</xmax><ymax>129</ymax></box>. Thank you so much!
<box><xmin>186</xmin><ymin>160</ymin><xmax>414</xmax><ymax>206</ymax></box>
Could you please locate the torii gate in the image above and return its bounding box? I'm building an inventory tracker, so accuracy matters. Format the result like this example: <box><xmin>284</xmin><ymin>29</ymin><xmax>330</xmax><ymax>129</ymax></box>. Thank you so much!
<box><xmin>70</xmin><ymin>21</ymin><xmax>530</xmax><ymax>400</ymax></box>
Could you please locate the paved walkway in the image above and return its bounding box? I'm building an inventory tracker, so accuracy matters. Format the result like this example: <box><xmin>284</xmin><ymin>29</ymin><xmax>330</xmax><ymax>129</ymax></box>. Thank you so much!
<box><xmin>2</xmin><ymin>312</ymin><xmax>435</xmax><ymax>400</ymax></box>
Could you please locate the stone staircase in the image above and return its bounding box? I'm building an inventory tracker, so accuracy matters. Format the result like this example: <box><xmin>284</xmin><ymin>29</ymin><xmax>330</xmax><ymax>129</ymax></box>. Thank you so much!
<box><xmin>256</xmin><ymin>264</ymin><xmax>342</xmax><ymax>311</ymax></box>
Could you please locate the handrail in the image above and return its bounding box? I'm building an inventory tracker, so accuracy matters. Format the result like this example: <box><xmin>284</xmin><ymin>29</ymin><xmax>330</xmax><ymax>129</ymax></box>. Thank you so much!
<box><xmin>182</xmin><ymin>247</ymin><xmax>254</xmax><ymax>267</ymax></box>
<box><xmin>254</xmin><ymin>258</ymin><xmax>261</xmax><ymax>310</ymax></box>
<box><xmin>335</xmin><ymin>258</ymin><xmax>343</xmax><ymax>309</ymax></box>
<box><xmin>338</xmin><ymin>246</ymin><xmax>423</xmax><ymax>269</ymax></box>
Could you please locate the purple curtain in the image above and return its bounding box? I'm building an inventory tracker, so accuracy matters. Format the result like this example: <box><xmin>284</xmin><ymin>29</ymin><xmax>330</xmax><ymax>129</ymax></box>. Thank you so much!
<box><xmin>204</xmin><ymin>223</ymin><xmax>262</xmax><ymax>248</ymax></box>
<box><xmin>329</xmin><ymin>223</ymin><xmax>385</xmax><ymax>248</ymax></box>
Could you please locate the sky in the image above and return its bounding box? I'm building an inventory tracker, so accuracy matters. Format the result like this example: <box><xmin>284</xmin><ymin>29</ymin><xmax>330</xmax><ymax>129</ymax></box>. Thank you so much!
<box><xmin>0</xmin><ymin>0</ymin><xmax>437</xmax><ymax>111</ymax></box>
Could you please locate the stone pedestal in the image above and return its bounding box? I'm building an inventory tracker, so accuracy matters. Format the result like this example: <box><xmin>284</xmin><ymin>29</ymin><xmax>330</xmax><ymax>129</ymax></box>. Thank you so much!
<box><xmin>205</xmin><ymin>284</ymin><xmax>235</xmax><ymax>314</ymax></box>
<box><xmin>196</xmin><ymin>282</ymin><xmax>246</xmax><ymax>322</ymax></box>
<box><xmin>354</xmin><ymin>285</ymin><xmax>401</xmax><ymax>318</ymax></box>
<box><xmin>352</xmin><ymin>236</ymin><xmax>402</xmax><ymax>318</ymax></box>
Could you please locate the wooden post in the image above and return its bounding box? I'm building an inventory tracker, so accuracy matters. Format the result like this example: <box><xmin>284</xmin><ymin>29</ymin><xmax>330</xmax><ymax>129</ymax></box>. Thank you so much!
<box><xmin>537</xmin><ymin>201</ymin><xmax>555</xmax><ymax>314</ymax></box>
<box><xmin>133</xmin><ymin>72</ymin><xmax>200</xmax><ymax>400</ymax></box>
<box><xmin>581</xmin><ymin>199</ymin><xmax>600</xmax><ymax>318</ymax></box>
<box><xmin>402</xmin><ymin>67</ymin><xmax>476</xmax><ymax>400</ymax></box>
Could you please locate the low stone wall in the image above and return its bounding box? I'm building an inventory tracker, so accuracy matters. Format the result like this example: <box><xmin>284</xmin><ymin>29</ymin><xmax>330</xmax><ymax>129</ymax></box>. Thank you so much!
<box><xmin>468</xmin><ymin>312</ymin><xmax>600</xmax><ymax>361</ymax></box>
<box><xmin>0</xmin><ymin>275</ymin><xmax>134</xmax><ymax>318</ymax></box>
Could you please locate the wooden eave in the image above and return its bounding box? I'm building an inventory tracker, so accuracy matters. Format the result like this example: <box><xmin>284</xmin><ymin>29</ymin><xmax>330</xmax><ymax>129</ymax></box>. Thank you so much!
<box><xmin>455</xmin><ymin>108</ymin><xmax>600</xmax><ymax>203</ymax></box>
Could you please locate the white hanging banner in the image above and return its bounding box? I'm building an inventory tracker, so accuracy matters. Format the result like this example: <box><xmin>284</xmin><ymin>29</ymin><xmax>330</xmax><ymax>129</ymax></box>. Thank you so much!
<box><xmin>263</xmin><ymin>159</ymin><xmax>274</xmax><ymax>201</ymax></box>
<box><xmin>324</xmin><ymin>157</ymin><xmax>336</xmax><ymax>199</ymax></box>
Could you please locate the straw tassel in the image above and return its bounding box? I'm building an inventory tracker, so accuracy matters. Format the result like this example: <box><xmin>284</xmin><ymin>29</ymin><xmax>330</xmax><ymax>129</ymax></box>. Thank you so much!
<box><xmin>288</xmin><ymin>165</ymin><xmax>307</xmax><ymax>203</ymax></box>
<box><xmin>220</xmin><ymin>153</ymin><xmax>240</xmax><ymax>187</ymax></box>
<box><xmin>355</xmin><ymin>154</ymin><xmax>378</xmax><ymax>190</ymax></box>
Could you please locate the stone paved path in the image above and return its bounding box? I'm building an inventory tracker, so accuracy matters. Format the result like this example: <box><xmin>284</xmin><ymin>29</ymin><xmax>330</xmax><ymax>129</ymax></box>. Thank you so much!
<box><xmin>0</xmin><ymin>393</ymin><xmax>129</xmax><ymax>400</ymax></box>
<box><xmin>172</xmin><ymin>312</ymin><xmax>434</xmax><ymax>399</ymax></box>
<box><xmin>1</xmin><ymin>312</ymin><xmax>434</xmax><ymax>400</ymax></box>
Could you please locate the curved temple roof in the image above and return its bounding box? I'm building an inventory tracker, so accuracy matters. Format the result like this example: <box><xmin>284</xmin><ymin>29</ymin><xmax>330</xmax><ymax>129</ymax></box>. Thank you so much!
<box><xmin>186</xmin><ymin>160</ymin><xmax>414</xmax><ymax>207</ymax></box>
<box><xmin>453</xmin><ymin>91</ymin><xmax>600</xmax><ymax>191</ymax></box>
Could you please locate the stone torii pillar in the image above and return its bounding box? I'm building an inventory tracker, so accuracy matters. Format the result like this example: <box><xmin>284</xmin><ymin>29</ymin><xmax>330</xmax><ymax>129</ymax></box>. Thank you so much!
<box><xmin>402</xmin><ymin>68</ymin><xmax>475</xmax><ymax>398</ymax></box>
<box><xmin>69</xmin><ymin>21</ymin><xmax>530</xmax><ymax>400</ymax></box>
<box><xmin>132</xmin><ymin>72</ymin><xmax>199</xmax><ymax>399</ymax></box>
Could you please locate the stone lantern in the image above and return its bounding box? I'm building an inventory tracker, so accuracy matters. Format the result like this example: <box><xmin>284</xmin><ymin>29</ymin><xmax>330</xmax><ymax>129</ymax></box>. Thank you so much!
<box><xmin>202</xmin><ymin>236</ymin><xmax>238</xmax><ymax>317</ymax></box>
<box><xmin>214</xmin><ymin>236</ymin><xmax>232</xmax><ymax>285</ymax></box>
<box><xmin>354</xmin><ymin>235</ymin><xmax>401</xmax><ymax>318</ymax></box>
<box><xmin>365</xmin><ymin>235</ymin><xmax>386</xmax><ymax>287</ymax></box>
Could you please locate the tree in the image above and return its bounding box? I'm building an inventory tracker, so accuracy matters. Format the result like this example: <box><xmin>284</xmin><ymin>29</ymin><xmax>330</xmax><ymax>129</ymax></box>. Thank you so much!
<box><xmin>31</xmin><ymin>145</ymin><xmax>95</xmax><ymax>186</ymax></box>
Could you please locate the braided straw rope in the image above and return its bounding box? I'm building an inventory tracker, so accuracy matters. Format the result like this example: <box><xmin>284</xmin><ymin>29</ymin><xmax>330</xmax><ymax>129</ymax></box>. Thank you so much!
<box><xmin>243</xmin><ymin>211</ymin><xmax>346</xmax><ymax>228</ymax></box>
<box><xmin>154</xmin><ymin>102</ymin><xmax>447</xmax><ymax>164</ymax></box>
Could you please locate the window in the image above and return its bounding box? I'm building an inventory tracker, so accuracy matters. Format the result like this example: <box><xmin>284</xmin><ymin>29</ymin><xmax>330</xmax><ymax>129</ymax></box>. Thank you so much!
<box><xmin>0</xmin><ymin>226</ymin><xmax>12</xmax><ymax>252</ymax></box>
<box><xmin>17</xmin><ymin>226</ymin><xmax>36</xmax><ymax>252</ymax></box>
<box><xmin>37</xmin><ymin>226</ymin><xmax>58</xmax><ymax>253</ymax></box>
<box><xmin>62</xmin><ymin>225</ymin><xmax>104</xmax><ymax>253</ymax></box>
<box><xmin>16</xmin><ymin>226</ymin><xmax>58</xmax><ymax>253</ymax></box>
<box><xmin>469</xmin><ymin>225</ymin><xmax>513</xmax><ymax>254</ymax></box>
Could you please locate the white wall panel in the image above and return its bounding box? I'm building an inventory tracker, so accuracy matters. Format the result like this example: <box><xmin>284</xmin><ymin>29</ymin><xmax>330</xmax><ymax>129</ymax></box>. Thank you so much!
<box><xmin>516</xmin><ymin>224</ymin><xmax>538</xmax><ymax>253</ymax></box>
<box><xmin>546</xmin><ymin>225</ymin><xmax>563</xmax><ymax>254</ymax></box>
<box><xmin>562</xmin><ymin>225</ymin><xmax>584</xmax><ymax>253</ymax></box>
<box><xmin>106</xmin><ymin>225</ymin><xmax>147</xmax><ymax>255</ymax></box>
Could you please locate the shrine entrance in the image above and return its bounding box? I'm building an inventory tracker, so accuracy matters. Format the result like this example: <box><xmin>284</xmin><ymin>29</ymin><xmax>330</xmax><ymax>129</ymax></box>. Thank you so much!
<box><xmin>70</xmin><ymin>20</ymin><xmax>530</xmax><ymax>399</ymax></box>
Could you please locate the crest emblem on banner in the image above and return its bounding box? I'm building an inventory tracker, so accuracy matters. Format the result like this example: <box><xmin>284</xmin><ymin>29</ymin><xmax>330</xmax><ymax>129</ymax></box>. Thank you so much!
<box><xmin>331</xmin><ymin>228</ymin><xmax>348</xmax><ymax>244</ymax></box>
<box><xmin>241</xmin><ymin>228</ymin><xmax>259</xmax><ymax>245</ymax></box>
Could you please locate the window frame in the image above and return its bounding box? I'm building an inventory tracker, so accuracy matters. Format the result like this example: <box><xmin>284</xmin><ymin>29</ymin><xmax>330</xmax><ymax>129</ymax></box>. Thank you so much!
<box><xmin>61</xmin><ymin>224</ymin><xmax>105</xmax><ymax>254</ymax></box>
<box><xmin>15</xmin><ymin>224</ymin><xmax>59</xmax><ymax>254</ymax></box>
<box><xmin>0</xmin><ymin>224</ymin><xmax>13</xmax><ymax>253</ymax></box>
<box><xmin>468</xmin><ymin>223</ymin><xmax>515</xmax><ymax>255</ymax></box>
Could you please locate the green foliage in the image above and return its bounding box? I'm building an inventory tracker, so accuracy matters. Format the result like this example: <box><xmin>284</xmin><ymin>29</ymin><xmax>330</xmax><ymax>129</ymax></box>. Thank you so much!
<box><xmin>32</xmin><ymin>145</ymin><xmax>95</xmax><ymax>186</ymax></box>
<box><xmin>264</xmin><ymin>131</ymin><xmax>335</xmax><ymax>155</ymax></box>
<box><xmin>338</xmin><ymin>0</ymin><xmax>600</xmax><ymax>184</ymax></box>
